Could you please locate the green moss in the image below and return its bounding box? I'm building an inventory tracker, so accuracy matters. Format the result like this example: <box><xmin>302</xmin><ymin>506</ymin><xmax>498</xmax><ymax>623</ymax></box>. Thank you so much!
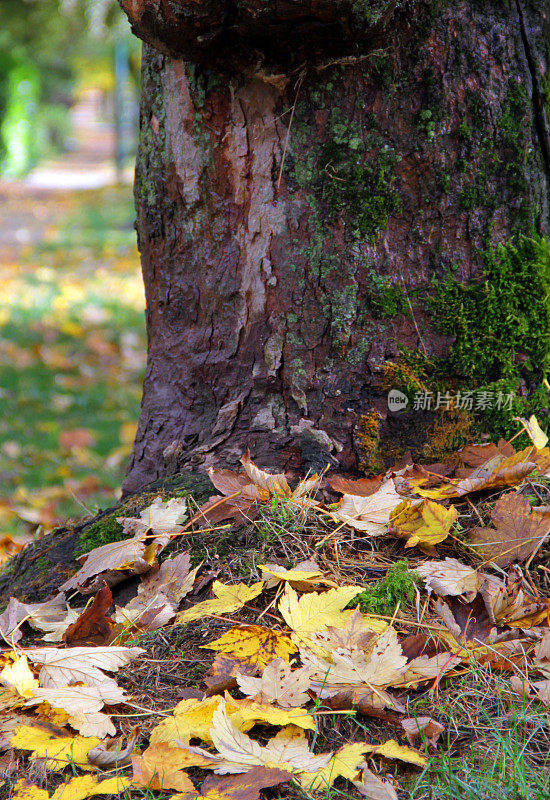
<box><xmin>348</xmin><ymin>561</ymin><xmax>421</xmax><ymax>615</ymax></box>
<box><xmin>429</xmin><ymin>235</ymin><xmax>550</xmax><ymax>438</ymax></box>
<box><xmin>320</xmin><ymin>110</ymin><xmax>402</xmax><ymax>240</ymax></box>
<box><xmin>432</xmin><ymin>235</ymin><xmax>550</xmax><ymax>381</ymax></box>
<box><xmin>76</xmin><ymin>514</ymin><xmax>126</xmax><ymax>557</ymax></box>
<box><xmin>457</xmin><ymin>120</ymin><xmax>472</xmax><ymax>141</ymax></box>
<box><xmin>34</xmin><ymin>556</ymin><xmax>51</xmax><ymax>575</ymax></box>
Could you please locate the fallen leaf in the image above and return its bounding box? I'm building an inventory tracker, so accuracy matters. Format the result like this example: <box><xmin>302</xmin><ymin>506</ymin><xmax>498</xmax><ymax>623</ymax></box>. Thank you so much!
<box><xmin>416</xmin><ymin>558</ymin><xmax>479</xmax><ymax>602</ymax></box>
<box><xmin>365</xmin><ymin>739</ymin><xmax>426</xmax><ymax>766</ymax></box>
<box><xmin>300</xmin><ymin>627</ymin><xmax>408</xmax><ymax>698</ymax></box>
<box><xmin>236</xmin><ymin>658</ymin><xmax>311</xmax><ymax>708</ymax></box>
<box><xmin>333</xmin><ymin>482</ymin><xmax>403</xmax><ymax>534</ymax></box>
<box><xmin>118</xmin><ymin>496</ymin><xmax>188</xmax><ymax>536</ymax></box>
<box><xmin>132</xmin><ymin>749</ymin><xmax>196</xmax><ymax>791</ymax></box>
<box><xmin>193</xmin><ymin>766</ymin><xmax>292</xmax><ymax>800</ymax></box>
<box><xmin>181</xmin><ymin>700</ymin><xmax>331</xmax><ymax>774</ymax></box>
<box><xmin>240</xmin><ymin>450</ymin><xmax>291</xmax><ymax>498</ymax></box>
<box><xmin>202</xmin><ymin>625</ymin><xmax>297</xmax><ymax>668</ymax></box>
<box><xmin>177</xmin><ymin>582</ymin><xmax>264</xmax><ymax>623</ymax></box>
<box><xmin>24</xmin><ymin>645</ymin><xmax>144</xmax><ymax>688</ymax></box>
<box><xmin>352</xmin><ymin>766</ymin><xmax>398</xmax><ymax>800</ymax></box>
<box><xmin>259</xmin><ymin>563</ymin><xmax>337</xmax><ymax>592</ymax></box>
<box><xmin>0</xmin><ymin>655</ymin><xmax>39</xmax><ymax>697</ymax></box>
<box><xmin>470</xmin><ymin>492</ymin><xmax>550</xmax><ymax>568</ymax></box>
<box><xmin>58</xmin><ymin>528</ymin><xmax>170</xmax><ymax>595</ymax></box>
<box><xmin>391</xmin><ymin>499</ymin><xmax>457</xmax><ymax>549</ymax></box>
<box><xmin>327</xmin><ymin>475</ymin><xmax>385</xmax><ymax>497</ymax></box>
<box><xmin>513</xmin><ymin>415</ymin><xmax>548</xmax><ymax>450</ymax></box>
<box><xmin>63</xmin><ymin>585</ymin><xmax>114</xmax><ymax>646</ymax></box>
<box><xmin>401</xmin><ymin>717</ymin><xmax>445</xmax><ymax>748</ymax></box>
<box><xmin>11</xmin><ymin>776</ymin><xmax>131</xmax><ymax>800</ymax></box>
<box><xmin>87</xmin><ymin>728</ymin><xmax>138</xmax><ymax>768</ymax></box>
<box><xmin>0</xmin><ymin>595</ymin><xmax>75</xmax><ymax>644</ymax></box>
<box><xmin>415</xmin><ymin>451</ymin><xmax>538</xmax><ymax>500</ymax></box>
<box><xmin>115</xmin><ymin>552</ymin><xmax>199</xmax><ymax>629</ymax></box>
<box><xmin>279</xmin><ymin>585</ymin><xmax>364</xmax><ymax>642</ymax></box>
<box><xmin>150</xmin><ymin>694</ymin><xmax>314</xmax><ymax>749</ymax></box>
<box><xmin>298</xmin><ymin>743</ymin><xmax>377</xmax><ymax>791</ymax></box>
<box><xmin>10</xmin><ymin>723</ymin><xmax>100</xmax><ymax>770</ymax></box>
<box><xmin>204</xmin><ymin>655</ymin><xmax>258</xmax><ymax>695</ymax></box>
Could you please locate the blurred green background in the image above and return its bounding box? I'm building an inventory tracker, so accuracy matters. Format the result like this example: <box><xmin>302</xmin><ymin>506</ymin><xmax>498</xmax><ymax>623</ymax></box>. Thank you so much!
<box><xmin>0</xmin><ymin>0</ymin><xmax>146</xmax><ymax>549</ymax></box>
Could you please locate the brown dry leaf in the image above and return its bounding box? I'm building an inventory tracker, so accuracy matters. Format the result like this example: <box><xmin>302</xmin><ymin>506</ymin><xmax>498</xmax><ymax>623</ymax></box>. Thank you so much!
<box><xmin>300</xmin><ymin>627</ymin><xmax>408</xmax><ymax>698</ymax></box>
<box><xmin>236</xmin><ymin>658</ymin><xmax>311</xmax><ymax>708</ymax></box>
<box><xmin>117</xmin><ymin>496</ymin><xmax>188</xmax><ymax>537</ymax></box>
<box><xmin>193</xmin><ymin>767</ymin><xmax>292</xmax><ymax>800</ymax></box>
<box><xmin>327</xmin><ymin>475</ymin><xmax>384</xmax><ymax>497</ymax></box>
<box><xmin>401</xmin><ymin>717</ymin><xmax>445</xmax><ymax>748</ymax></box>
<box><xmin>180</xmin><ymin>700</ymin><xmax>331</xmax><ymax>775</ymax></box>
<box><xmin>434</xmin><ymin>595</ymin><xmax>495</xmax><ymax>645</ymax></box>
<box><xmin>202</xmin><ymin>625</ymin><xmax>297</xmax><ymax>669</ymax></box>
<box><xmin>390</xmin><ymin>499</ymin><xmax>457</xmax><ymax>549</ymax></box>
<box><xmin>401</xmin><ymin>652</ymin><xmax>456</xmax><ymax>686</ymax></box>
<box><xmin>333</xmin><ymin>481</ymin><xmax>403</xmax><ymax>534</ymax></box>
<box><xmin>24</xmin><ymin>645</ymin><xmax>144</xmax><ymax>688</ymax></box>
<box><xmin>58</xmin><ymin>529</ymin><xmax>170</xmax><ymax>595</ymax></box>
<box><xmin>510</xmin><ymin>676</ymin><xmax>550</xmax><ymax>705</ymax></box>
<box><xmin>115</xmin><ymin>552</ymin><xmax>199</xmax><ymax>630</ymax></box>
<box><xmin>63</xmin><ymin>585</ymin><xmax>114</xmax><ymax>646</ymax></box>
<box><xmin>352</xmin><ymin>766</ymin><xmax>398</xmax><ymax>800</ymax></box>
<box><xmin>240</xmin><ymin>450</ymin><xmax>291</xmax><ymax>498</ymax></box>
<box><xmin>416</xmin><ymin>558</ymin><xmax>479</xmax><ymax>602</ymax></box>
<box><xmin>416</xmin><ymin>451</ymin><xmax>538</xmax><ymax>500</ymax></box>
<box><xmin>204</xmin><ymin>655</ymin><xmax>258</xmax><ymax>696</ymax></box>
<box><xmin>87</xmin><ymin>728</ymin><xmax>138</xmax><ymax>768</ymax></box>
<box><xmin>177</xmin><ymin>581</ymin><xmax>264</xmax><ymax>624</ymax></box>
<box><xmin>308</xmin><ymin>610</ymin><xmax>386</xmax><ymax>657</ymax></box>
<box><xmin>459</xmin><ymin>440</ymin><xmax>515</xmax><ymax>468</ymax></box>
<box><xmin>470</xmin><ymin>492</ymin><xmax>550</xmax><ymax>568</ymax></box>
<box><xmin>482</xmin><ymin>567</ymin><xmax>550</xmax><ymax>628</ymax></box>
<box><xmin>0</xmin><ymin>595</ymin><xmax>77</xmax><ymax>645</ymax></box>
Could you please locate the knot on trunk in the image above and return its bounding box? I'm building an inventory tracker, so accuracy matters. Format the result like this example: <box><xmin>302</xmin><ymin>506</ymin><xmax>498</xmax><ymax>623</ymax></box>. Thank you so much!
<box><xmin>119</xmin><ymin>0</ymin><xmax>402</xmax><ymax>68</ymax></box>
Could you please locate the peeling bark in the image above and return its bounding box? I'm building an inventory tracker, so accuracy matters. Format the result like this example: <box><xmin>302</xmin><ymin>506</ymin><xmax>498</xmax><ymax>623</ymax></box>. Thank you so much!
<box><xmin>120</xmin><ymin>0</ymin><xmax>550</xmax><ymax>494</ymax></box>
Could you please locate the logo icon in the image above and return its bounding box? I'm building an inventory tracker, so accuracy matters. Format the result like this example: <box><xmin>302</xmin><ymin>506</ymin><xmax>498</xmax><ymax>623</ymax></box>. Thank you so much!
<box><xmin>387</xmin><ymin>389</ymin><xmax>409</xmax><ymax>413</ymax></box>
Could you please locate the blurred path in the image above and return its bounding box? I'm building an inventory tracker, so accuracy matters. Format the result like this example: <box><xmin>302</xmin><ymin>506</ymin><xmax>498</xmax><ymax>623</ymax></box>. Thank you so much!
<box><xmin>0</xmin><ymin>90</ymin><xmax>134</xmax><ymax>261</ymax></box>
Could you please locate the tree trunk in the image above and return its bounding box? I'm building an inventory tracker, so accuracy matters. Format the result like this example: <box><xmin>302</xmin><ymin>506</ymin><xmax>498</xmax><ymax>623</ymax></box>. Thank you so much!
<box><xmin>119</xmin><ymin>0</ymin><xmax>550</xmax><ymax>495</ymax></box>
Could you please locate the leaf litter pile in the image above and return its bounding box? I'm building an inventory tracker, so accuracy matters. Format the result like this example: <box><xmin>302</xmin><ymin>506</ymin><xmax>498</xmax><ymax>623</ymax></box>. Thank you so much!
<box><xmin>1</xmin><ymin>417</ymin><xmax>550</xmax><ymax>799</ymax></box>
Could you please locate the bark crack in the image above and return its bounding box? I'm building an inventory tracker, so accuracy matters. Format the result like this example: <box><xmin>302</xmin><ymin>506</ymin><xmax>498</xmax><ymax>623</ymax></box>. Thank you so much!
<box><xmin>515</xmin><ymin>0</ymin><xmax>550</xmax><ymax>178</ymax></box>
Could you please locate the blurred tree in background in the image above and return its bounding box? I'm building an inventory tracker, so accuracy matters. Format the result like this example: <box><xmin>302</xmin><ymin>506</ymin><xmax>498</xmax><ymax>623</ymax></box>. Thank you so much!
<box><xmin>0</xmin><ymin>0</ymin><xmax>140</xmax><ymax>177</ymax></box>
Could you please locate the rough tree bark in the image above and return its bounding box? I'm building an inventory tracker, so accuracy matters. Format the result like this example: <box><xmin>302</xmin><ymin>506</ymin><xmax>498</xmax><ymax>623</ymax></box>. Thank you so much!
<box><xmin>119</xmin><ymin>0</ymin><xmax>550</xmax><ymax>495</ymax></box>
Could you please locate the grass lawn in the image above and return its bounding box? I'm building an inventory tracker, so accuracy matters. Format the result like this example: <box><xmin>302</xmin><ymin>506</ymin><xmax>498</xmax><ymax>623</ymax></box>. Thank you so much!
<box><xmin>0</xmin><ymin>185</ymin><xmax>146</xmax><ymax>537</ymax></box>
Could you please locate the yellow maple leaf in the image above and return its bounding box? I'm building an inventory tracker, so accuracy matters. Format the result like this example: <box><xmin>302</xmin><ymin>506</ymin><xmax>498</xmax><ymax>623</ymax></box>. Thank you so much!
<box><xmin>150</xmin><ymin>693</ymin><xmax>314</xmax><ymax>748</ymax></box>
<box><xmin>227</xmin><ymin>694</ymin><xmax>315</xmax><ymax>732</ymax></box>
<box><xmin>12</xmin><ymin>776</ymin><xmax>131</xmax><ymax>800</ymax></box>
<box><xmin>298</xmin><ymin>742</ymin><xmax>375</xmax><ymax>791</ymax></box>
<box><xmin>177</xmin><ymin>581</ymin><xmax>264</xmax><ymax>623</ymax></box>
<box><xmin>514</xmin><ymin>415</ymin><xmax>548</xmax><ymax>450</ymax></box>
<box><xmin>391</xmin><ymin>499</ymin><xmax>457</xmax><ymax>548</ymax></box>
<box><xmin>365</xmin><ymin>739</ymin><xmax>426</xmax><ymax>766</ymax></box>
<box><xmin>0</xmin><ymin>655</ymin><xmax>39</xmax><ymax>697</ymax></box>
<box><xmin>10</xmin><ymin>723</ymin><xmax>100</xmax><ymax>771</ymax></box>
<box><xmin>201</xmin><ymin>625</ymin><xmax>297</xmax><ymax>668</ymax></box>
<box><xmin>150</xmin><ymin>696</ymin><xmax>225</xmax><ymax>746</ymax></box>
<box><xmin>279</xmin><ymin>585</ymin><xmax>363</xmax><ymax>640</ymax></box>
